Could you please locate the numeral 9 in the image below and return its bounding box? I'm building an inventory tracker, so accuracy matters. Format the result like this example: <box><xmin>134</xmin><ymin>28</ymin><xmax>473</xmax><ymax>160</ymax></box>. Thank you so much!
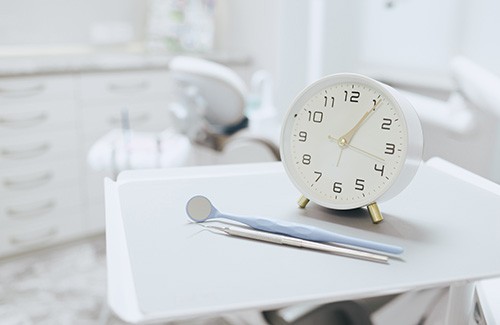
<box><xmin>298</xmin><ymin>131</ymin><xmax>307</xmax><ymax>142</ymax></box>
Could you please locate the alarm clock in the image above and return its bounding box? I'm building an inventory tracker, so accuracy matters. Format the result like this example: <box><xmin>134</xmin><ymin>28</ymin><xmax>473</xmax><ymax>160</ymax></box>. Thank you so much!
<box><xmin>280</xmin><ymin>73</ymin><xmax>423</xmax><ymax>223</ymax></box>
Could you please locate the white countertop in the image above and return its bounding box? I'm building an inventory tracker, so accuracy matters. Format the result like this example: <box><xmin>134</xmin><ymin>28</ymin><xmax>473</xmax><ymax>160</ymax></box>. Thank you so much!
<box><xmin>0</xmin><ymin>44</ymin><xmax>250</xmax><ymax>77</ymax></box>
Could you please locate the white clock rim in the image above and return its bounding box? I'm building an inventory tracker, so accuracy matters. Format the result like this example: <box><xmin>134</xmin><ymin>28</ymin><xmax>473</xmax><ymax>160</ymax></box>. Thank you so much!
<box><xmin>279</xmin><ymin>73</ymin><xmax>423</xmax><ymax>210</ymax></box>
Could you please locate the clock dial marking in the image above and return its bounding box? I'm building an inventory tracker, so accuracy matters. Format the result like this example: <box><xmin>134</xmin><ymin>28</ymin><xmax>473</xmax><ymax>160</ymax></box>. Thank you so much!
<box><xmin>285</xmin><ymin>79</ymin><xmax>407</xmax><ymax>208</ymax></box>
<box><xmin>281</xmin><ymin>73</ymin><xmax>422</xmax><ymax>213</ymax></box>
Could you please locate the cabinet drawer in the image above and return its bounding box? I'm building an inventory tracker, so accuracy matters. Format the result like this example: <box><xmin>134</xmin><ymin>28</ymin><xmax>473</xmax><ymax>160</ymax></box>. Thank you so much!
<box><xmin>79</xmin><ymin>70</ymin><xmax>173</xmax><ymax>102</ymax></box>
<box><xmin>0</xmin><ymin>130</ymin><xmax>78</xmax><ymax>168</ymax></box>
<box><xmin>0</xmin><ymin>184</ymin><xmax>81</xmax><ymax>226</ymax></box>
<box><xmin>0</xmin><ymin>158</ymin><xmax>80</xmax><ymax>196</ymax></box>
<box><xmin>0</xmin><ymin>100</ymin><xmax>77</xmax><ymax>136</ymax></box>
<box><xmin>0</xmin><ymin>75</ymin><xmax>75</xmax><ymax>103</ymax></box>
<box><xmin>0</xmin><ymin>205</ymin><xmax>83</xmax><ymax>257</ymax></box>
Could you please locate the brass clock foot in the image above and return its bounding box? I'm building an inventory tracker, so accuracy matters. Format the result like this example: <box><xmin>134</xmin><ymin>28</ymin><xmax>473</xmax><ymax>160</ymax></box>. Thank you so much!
<box><xmin>297</xmin><ymin>195</ymin><xmax>310</xmax><ymax>208</ymax></box>
<box><xmin>367</xmin><ymin>202</ymin><xmax>383</xmax><ymax>224</ymax></box>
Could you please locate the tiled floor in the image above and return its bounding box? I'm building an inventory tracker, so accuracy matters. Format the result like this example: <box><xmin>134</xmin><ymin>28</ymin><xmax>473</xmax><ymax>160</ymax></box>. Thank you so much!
<box><xmin>0</xmin><ymin>236</ymin><xmax>266</xmax><ymax>325</ymax></box>
<box><xmin>0</xmin><ymin>236</ymin><xmax>117</xmax><ymax>325</ymax></box>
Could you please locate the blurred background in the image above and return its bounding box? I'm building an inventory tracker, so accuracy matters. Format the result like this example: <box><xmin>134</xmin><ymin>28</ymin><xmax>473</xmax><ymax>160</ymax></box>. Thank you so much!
<box><xmin>1</xmin><ymin>0</ymin><xmax>500</xmax><ymax>324</ymax></box>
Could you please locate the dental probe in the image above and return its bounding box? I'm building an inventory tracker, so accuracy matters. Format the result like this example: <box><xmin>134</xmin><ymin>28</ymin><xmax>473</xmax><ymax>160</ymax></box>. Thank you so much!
<box><xmin>201</xmin><ymin>224</ymin><xmax>389</xmax><ymax>264</ymax></box>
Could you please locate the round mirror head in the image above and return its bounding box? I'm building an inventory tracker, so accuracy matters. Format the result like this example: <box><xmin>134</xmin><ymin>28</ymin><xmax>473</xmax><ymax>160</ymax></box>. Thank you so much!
<box><xmin>186</xmin><ymin>195</ymin><xmax>214</xmax><ymax>222</ymax></box>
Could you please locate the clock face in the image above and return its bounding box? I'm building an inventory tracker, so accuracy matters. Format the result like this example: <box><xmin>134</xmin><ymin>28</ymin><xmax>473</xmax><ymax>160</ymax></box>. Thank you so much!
<box><xmin>281</xmin><ymin>75</ymin><xmax>409</xmax><ymax>209</ymax></box>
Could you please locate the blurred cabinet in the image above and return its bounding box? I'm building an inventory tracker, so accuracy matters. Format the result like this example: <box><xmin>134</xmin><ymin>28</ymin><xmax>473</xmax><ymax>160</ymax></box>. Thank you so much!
<box><xmin>77</xmin><ymin>70</ymin><xmax>173</xmax><ymax>232</ymax></box>
<box><xmin>0</xmin><ymin>69</ymin><xmax>174</xmax><ymax>257</ymax></box>
<box><xmin>0</xmin><ymin>75</ymin><xmax>83</xmax><ymax>256</ymax></box>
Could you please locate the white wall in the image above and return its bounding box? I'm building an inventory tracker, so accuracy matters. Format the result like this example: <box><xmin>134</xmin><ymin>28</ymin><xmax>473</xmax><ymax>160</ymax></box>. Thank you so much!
<box><xmin>461</xmin><ymin>0</ymin><xmax>500</xmax><ymax>73</ymax></box>
<box><xmin>214</xmin><ymin>0</ymin><xmax>303</xmax><ymax>116</ymax></box>
<box><xmin>0</xmin><ymin>0</ymin><xmax>146</xmax><ymax>46</ymax></box>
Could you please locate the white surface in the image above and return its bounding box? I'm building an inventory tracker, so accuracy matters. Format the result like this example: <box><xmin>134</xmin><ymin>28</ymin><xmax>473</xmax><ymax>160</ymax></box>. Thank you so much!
<box><xmin>106</xmin><ymin>161</ymin><xmax>500</xmax><ymax>323</ymax></box>
<box><xmin>357</xmin><ymin>0</ymin><xmax>461</xmax><ymax>75</ymax></box>
<box><xmin>425</xmin><ymin>157</ymin><xmax>500</xmax><ymax>196</ymax></box>
<box><xmin>477</xmin><ymin>278</ymin><xmax>500</xmax><ymax>324</ymax></box>
<box><xmin>400</xmin><ymin>90</ymin><xmax>476</xmax><ymax>135</ymax></box>
<box><xmin>451</xmin><ymin>56</ymin><xmax>500</xmax><ymax>119</ymax></box>
<box><xmin>426</xmin><ymin>157</ymin><xmax>500</xmax><ymax>323</ymax></box>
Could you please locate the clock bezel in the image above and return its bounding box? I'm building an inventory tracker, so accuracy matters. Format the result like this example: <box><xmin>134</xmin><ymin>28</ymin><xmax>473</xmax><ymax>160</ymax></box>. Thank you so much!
<box><xmin>280</xmin><ymin>73</ymin><xmax>423</xmax><ymax>210</ymax></box>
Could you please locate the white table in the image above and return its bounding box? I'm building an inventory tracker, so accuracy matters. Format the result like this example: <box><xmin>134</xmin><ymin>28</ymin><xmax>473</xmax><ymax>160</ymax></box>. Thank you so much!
<box><xmin>104</xmin><ymin>161</ymin><xmax>500</xmax><ymax>324</ymax></box>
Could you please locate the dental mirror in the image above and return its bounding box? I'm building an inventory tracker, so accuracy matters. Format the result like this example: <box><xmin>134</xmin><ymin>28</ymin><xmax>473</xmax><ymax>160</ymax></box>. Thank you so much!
<box><xmin>185</xmin><ymin>195</ymin><xmax>404</xmax><ymax>255</ymax></box>
<box><xmin>186</xmin><ymin>195</ymin><xmax>215</xmax><ymax>222</ymax></box>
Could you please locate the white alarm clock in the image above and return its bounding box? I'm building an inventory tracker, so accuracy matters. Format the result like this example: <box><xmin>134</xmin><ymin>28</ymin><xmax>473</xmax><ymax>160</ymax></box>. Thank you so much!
<box><xmin>280</xmin><ymin>73</ymin><xmax>423</xmax><ymax>223</ymax></box>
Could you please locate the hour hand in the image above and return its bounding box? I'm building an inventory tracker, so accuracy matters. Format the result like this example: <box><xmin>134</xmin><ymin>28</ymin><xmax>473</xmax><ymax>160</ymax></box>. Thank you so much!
<box><xmin>339</xmin><ymin>99</ymin><xmax>382</xmax><ymax>145</ymax></box>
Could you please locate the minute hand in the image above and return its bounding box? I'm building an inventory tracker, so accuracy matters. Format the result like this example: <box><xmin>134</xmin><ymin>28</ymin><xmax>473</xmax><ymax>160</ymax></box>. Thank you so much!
<box><xmin>340</xmin><ymin>99</ymin><xmax>382</xmax><ymax>144</ymax></box>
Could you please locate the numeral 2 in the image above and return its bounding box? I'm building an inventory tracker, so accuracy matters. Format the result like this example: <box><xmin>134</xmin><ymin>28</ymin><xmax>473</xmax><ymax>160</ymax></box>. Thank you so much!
<box><xmin>381</xmin><ymin>118</ymin><xmax>392</xmax><ymax>130</ymax></box>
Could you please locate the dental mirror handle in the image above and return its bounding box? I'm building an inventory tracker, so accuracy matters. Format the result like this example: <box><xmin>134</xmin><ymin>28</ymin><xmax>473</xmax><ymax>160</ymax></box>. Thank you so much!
<box><xmin>217</xmin><ymin>212</ymin><xmax>403</xmax><ymax>255</ymax></box>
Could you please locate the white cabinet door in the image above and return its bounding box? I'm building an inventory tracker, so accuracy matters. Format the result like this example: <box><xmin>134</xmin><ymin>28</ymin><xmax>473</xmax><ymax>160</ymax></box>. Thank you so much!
<box><xmin>0</xmin><ymin>74</ymin><xmax>84</xmax><ymax>258</ymax></box>
<box><xmin>80</xmin><ymin>70</ymin><xmax>175</xmax><ymax>235</ymax></box>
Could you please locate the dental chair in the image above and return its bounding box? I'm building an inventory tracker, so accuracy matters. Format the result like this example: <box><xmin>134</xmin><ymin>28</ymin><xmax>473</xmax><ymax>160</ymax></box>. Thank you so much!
<box><xmin>168</xmin><ymin>55</ymin><xmax>280</xmax><ymax>163</ymax></box>
<box><xmin>87</xmin><ymin>56</ymin><xmax>280</xmax><ymax>177</ymax></box>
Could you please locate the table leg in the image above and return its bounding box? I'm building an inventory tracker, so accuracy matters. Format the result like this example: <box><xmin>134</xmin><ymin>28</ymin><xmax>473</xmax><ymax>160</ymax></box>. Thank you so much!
<box><xmin>445</xmin><ymin>282</ymin><xmax>475</xmax><ymax>325</ymax></box>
